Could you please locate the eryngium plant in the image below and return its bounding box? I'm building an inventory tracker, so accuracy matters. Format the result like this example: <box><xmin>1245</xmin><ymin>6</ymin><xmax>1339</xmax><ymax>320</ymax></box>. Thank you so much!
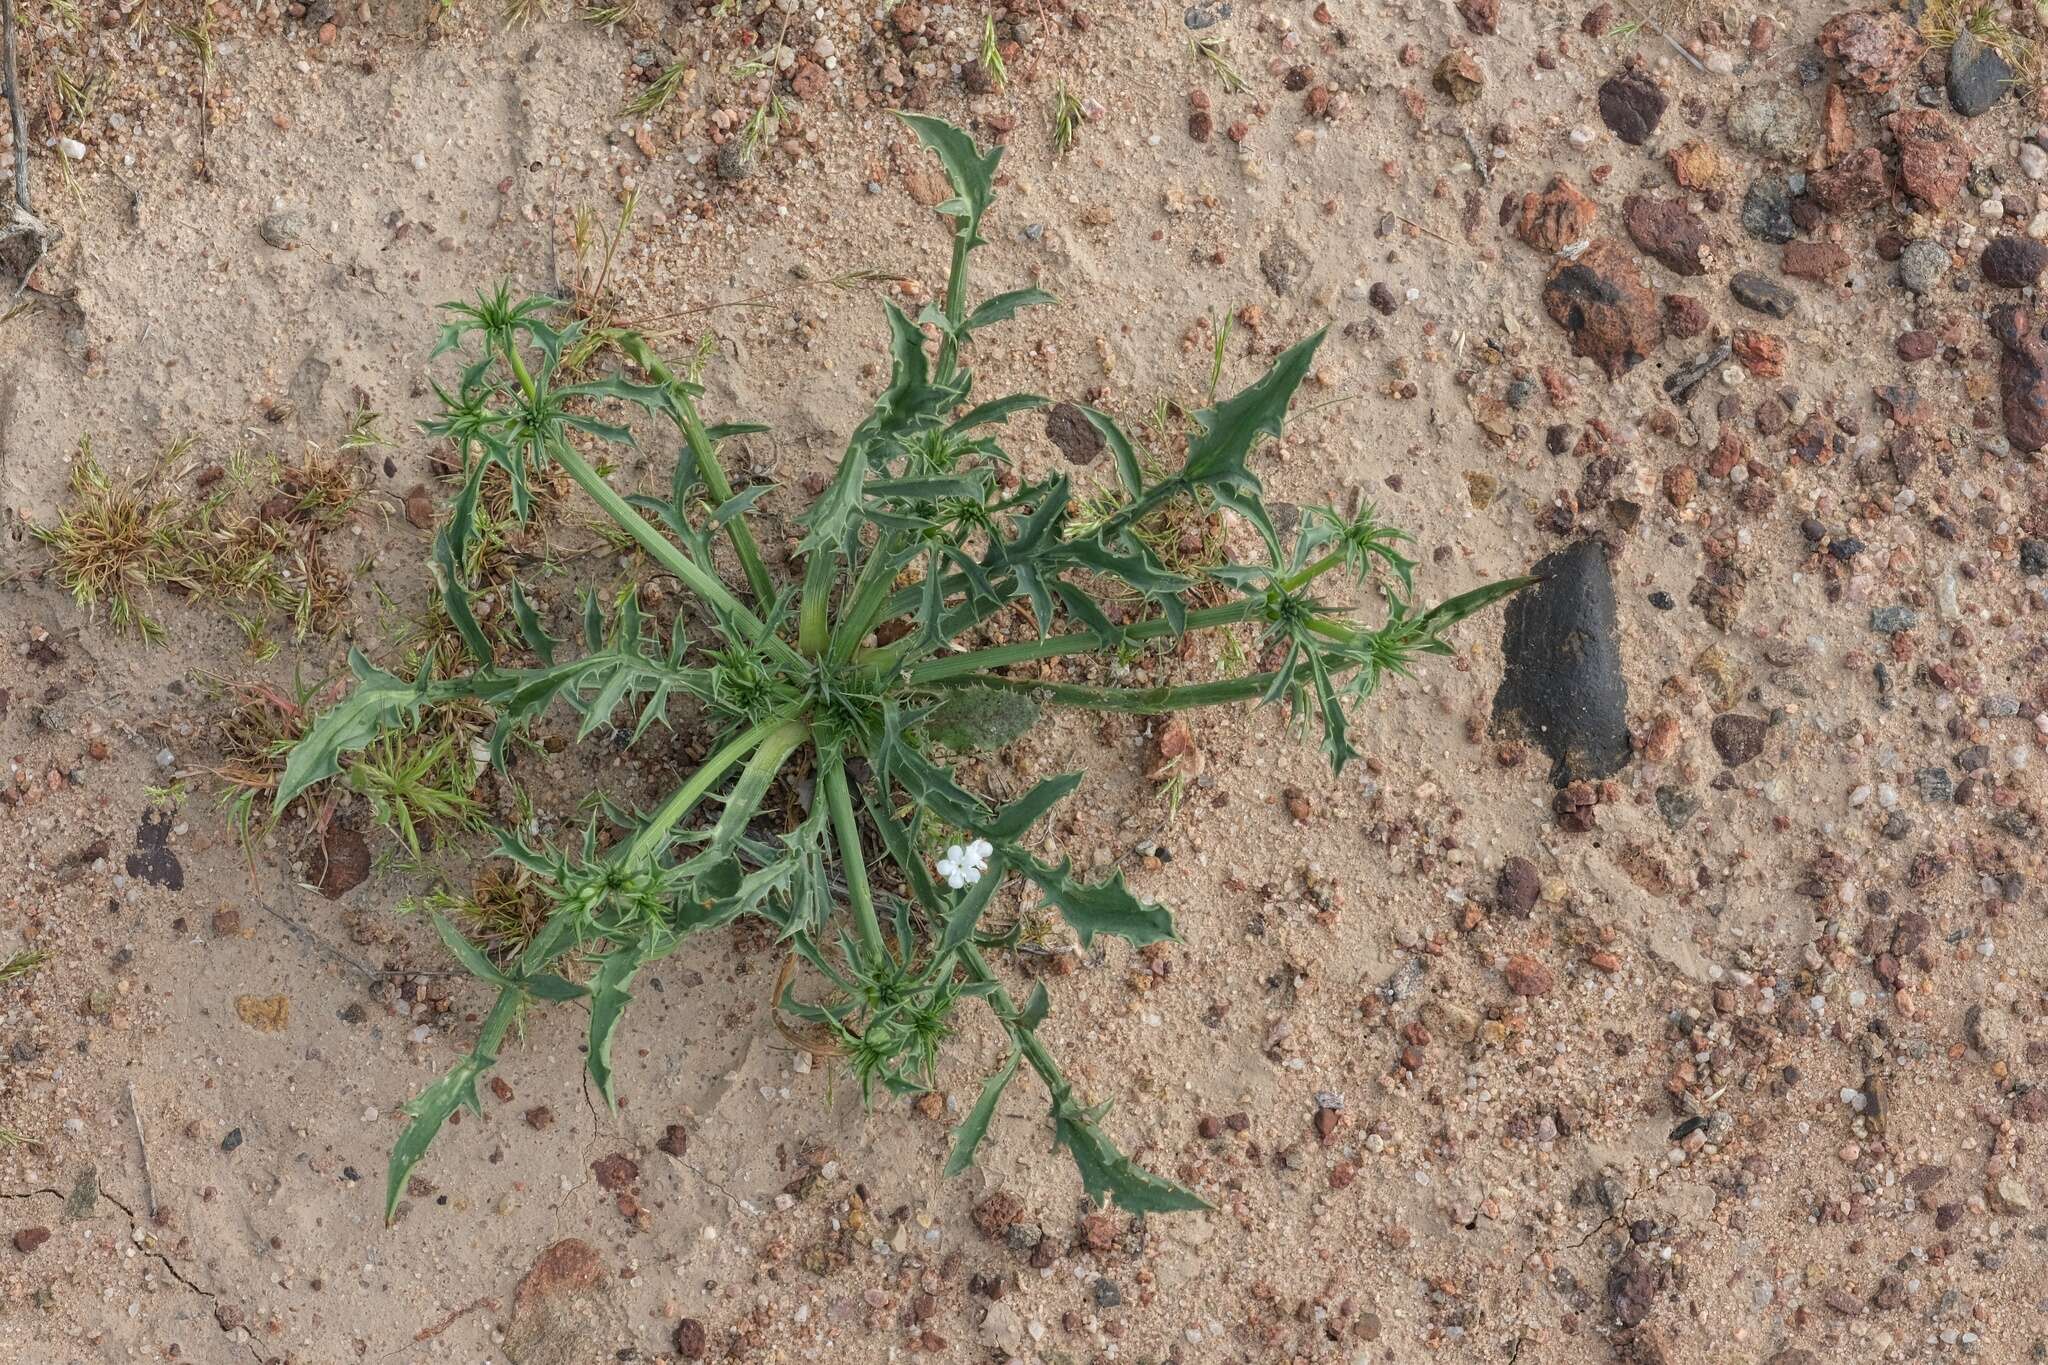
<box><xmin>275</xmin><ymin>116</ymin><xmax>1529</xmax><ymax>1222</ymax></box>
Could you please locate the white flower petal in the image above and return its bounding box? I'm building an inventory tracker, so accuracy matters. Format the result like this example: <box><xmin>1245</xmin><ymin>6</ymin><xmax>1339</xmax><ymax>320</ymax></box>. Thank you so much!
<box><xmin>968</xmin><ymin>838</ymin><xmax>993</xmax><ymax>861</ymax></box>
<box><xmin>947</xmin><ymin>844</ymin><xmax>966</xmax><ymax>862</ymax></box>
<box><xmin>946</xmin><ymin>872</ymin><xmax>967</xmax><ymax>889</ymax></box>
<box><xmin>962</xmin><ymin>866</ymin><xmax>982</xmax><ymax>884</ymax></box>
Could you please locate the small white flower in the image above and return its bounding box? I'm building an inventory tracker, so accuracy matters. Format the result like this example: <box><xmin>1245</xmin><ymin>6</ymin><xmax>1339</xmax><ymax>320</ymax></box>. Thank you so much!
<box><xmin>936</xmin><ymin>839</ymin><xmax>993</xmax><ymax>891</ymax></box>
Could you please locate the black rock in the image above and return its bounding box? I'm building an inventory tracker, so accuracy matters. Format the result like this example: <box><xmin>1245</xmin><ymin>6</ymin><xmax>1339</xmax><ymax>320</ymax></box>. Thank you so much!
<box><xmin>2022</xmin><ymin>537</ymin><xmax>2048</xmax><ymax>574</ymax></box>
<box><xmin>1740</xmin><ymin>178</ymin><xmax>1797</xmax><ymax>244</ymax></box>
<box><xmin>1491</xmin><ymin>539</ymin><xmax>1631</xmax><ymax>788</ymax></box>
<box><xmin>1662</xmin><ymin>343</ymin><xmax>1732</xmax><ymax>403</ymax></box>
<box><xmin>125</xmin><ymin>809</ymin><xmax>184</xmax><ymax>891</ymax></box>
<box><xmin>1948</xmin><ymin>29</ymin><xmax>2013</xmax><ymax>118</ymax></box>
<box><xmin>1598</xmin><ymin>71</ymin><xmax>1666</xmax><ymax>146</ymax></box>
<box><xmin>1730</xmin><ymin>270</ymin><xmax>1798</xmax><ymax>318</ymax></box>
<box><xmin>1648</xmin><ymin>590</ymin><xmax>1674</xmax><ymax>609</ymax></box>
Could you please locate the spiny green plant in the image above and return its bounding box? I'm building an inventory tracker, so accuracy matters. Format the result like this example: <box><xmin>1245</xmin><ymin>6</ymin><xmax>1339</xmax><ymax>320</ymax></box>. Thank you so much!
<box><xmin>273</xmin><ymin>116</ymin><xmax>1529</xmax><ymax>1223</ymax></box>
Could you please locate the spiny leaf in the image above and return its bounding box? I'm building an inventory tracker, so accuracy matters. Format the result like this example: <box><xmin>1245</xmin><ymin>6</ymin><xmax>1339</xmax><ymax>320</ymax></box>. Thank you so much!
<box><xmin>274</xmin><ymin>651</ymin><xmax>436</xmax><ymax>812</ymax></box>
<box><xmin>1052</xmin><ymin>1096</ymin><xmax>1209</xmax><ymax>1214</ymax></box>
<box><xmin>1181</xmin><ymin>328</ymin><xmax>1325</xmax><ymax>492</ymax></box>
<box><xmin>898</xmin><ymin>112</ymin><xmax>1002</xmax><ymax>247</ymax></box>
<box><xmin>586</xmin><ymin>941</ymin><xmax>647</xmax><ymax>1109</ymax></box>
<box><xmin>1011</xmin><ymin>851</ymin><xmax>1176</xmax><ymax>948</ymax></box>
<box><xmin>945</xmin><ymin>1046</ymin><xmax>1019</xmax><ymax>1176</ymax></box>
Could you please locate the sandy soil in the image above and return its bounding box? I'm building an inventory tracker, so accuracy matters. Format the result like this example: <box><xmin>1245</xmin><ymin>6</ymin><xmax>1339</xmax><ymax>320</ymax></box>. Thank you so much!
<box><xmin>3</xmin><ymin>1</ymin><xmax>2048</xmax><ymax>1363</ymax></box>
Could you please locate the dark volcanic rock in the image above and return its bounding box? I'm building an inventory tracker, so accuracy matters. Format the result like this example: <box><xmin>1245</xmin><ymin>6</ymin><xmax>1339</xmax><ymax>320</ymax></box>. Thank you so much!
<box><xmin>1992</xmin><ymin>304</ymin><xmax>2048</xmax><ymax>454</ymax></box>
<box><xmin>126</xmin><ymin>810</ymin><xmax>184</xmax><ymax>891</ymax></box>
<box><xmin>1948</xmin><ymin>29</ymin><xmax>2013</xmax><ymax>117</ymax></box>
<box><xmin>1981</xmin><ymin>236</ymin><xmax>2048</xmax><ymax>288</ymax></box>
<box><xmin>1491</xmin><ymin>539</ymin><xmax>1631</xmax><ymax>789</ymax></box>
<box><xmin>1740</xmin><ymin>178</ymin><xmax>1797</xmax><ymax>243</ymax></box>
<box><xmin>1730</xmin><ymin>271</ymin><xmax>1797</xmax><ymax>318</ymax></box>
<box><xmin>1598</xmin><ymin>71</ymin><xmax>1666</xmax><ymax>145</ymax></box>
<box><xmin>1045</xmin><ymin>402</ymin><xmax>1104</xmax><ymax>464</ymax></box>
<box><xmin>1542</xmin><ymin>238</ymin><xmax>1664</xmax><ymax>377</ymax></box>
<box><xmin>1623</xmin><ymin>195</ymin><xmax>1713</xmax><ymax>276</ymax></box>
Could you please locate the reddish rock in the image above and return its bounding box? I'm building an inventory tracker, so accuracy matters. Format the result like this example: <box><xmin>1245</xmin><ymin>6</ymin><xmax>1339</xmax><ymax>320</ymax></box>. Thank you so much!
<box><xmin>1781</xmin><ymin>241</ymin><xmax>1851</xmax><ymax>281</ymax></box>
<box><xmin>1890</xmin><ymin>109</ymin><xmax>1968</xmax><ymax>210</ymax></box>
<box><xmin>1822</xmin><ymin>84</ymin><xmax>1854</xmax><ymax>160</ymax></box>
<box><xmin>1434</xmin><ymin>50</ymin><xmax>1485</xmax><ymax>103</ymax></box>
<box><xmin>673</xmin><ymin>1319</ymin><xmax>709</xmax><ymax>1360</ymax></box>
<box><xmin>1458</xmin><ymin>0</ymin><xmax>1499</xmax><ymax>34</ymax></box>
<box><xmin>1732</xmin><ymin>328</ymin><xmax>1786</xmax><ymax>378</ymax></box>
<box><xmin>515</xmin><ymin>1239</ymin><xmax>605</xmax><ymax>1305</ymax></box>
<box><xmin>1542</xmin><ymin>237</ymin><xmax>1665</xmax><ymax>377</ymax></box>
<box><xmin>1504</xmin><ymin>954</ymin><xmax>1556</xmax><ymax>997</ymax></box>
<box><xmin>1514</xmin><ymin>176</ymin><xmax>1598</xmax><ymax>252</ymax></box>
<box><xmin>1807</xmin><ymin>147</ymin><xmax>1890</xmax><ymax>212</ymax></box>
<box><xmin>1623</xmin><ymin>195</ymin><xmax>1714</xmax><ymax>276</ymax></box>
<box><xmin>590</xmin><ymin>1153</ymin><xmax>639</xmax><ymax>1192</ymax></box>
<box><xmin>1896</xmin><ymin>330</ymin><xmax>1936</xmax><ymax>361</ymax></box>
<box><xmin>1992</xmin><ymin>305</ymin><xmax>2048</xmax><ymax>452</ymax></box>
<box><xmin>1662</xmin><ymin>293</ymin><xmax>1709</xmax><ymax>339</ymax></box>
<box><xmin>13</xmin><ymin>1227</ymin><xmax>50</xmax><ymax>1254</ymax></box>
<box><xmin>1816</xmin><ymin>9</ymin><xmax>1924</xmax><ymax>94</ymax></box>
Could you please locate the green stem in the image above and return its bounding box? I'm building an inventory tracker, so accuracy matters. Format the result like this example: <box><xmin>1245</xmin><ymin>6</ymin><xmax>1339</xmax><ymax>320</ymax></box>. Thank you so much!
<box><xmin>823</xmin><ymin>761</ymin><xmax>889</xmax><ymax>964</ymax></box>
<box><xmin>958</xmin><ymin>944</ymin><xmax>1063</xmax><ymax>1091</ymax></box>
<box><xmin>1281</xmin><ymin>550</ymin><xmax>1345</xmax><ymax>591</ymax></box>
<box><xmin>549</xmin><ymin>440</ymin><xmax>804</xmax><ymax>671</ymax></box>
<box><xmin>797</xmin><ymin>547</ymin><xmax>837</xmax><ymax>656</ymax></box>
<box><xmin>924</xmin><ymin>668</ymin><xmax>1281</xmax><ymax>714</ymax></box>
<box><xmin>679</xmin><ymin>717</ymin><xmax>810</xmax><ymax>868</ymax></box>
<box><xmin>936</xmin><ymin>232</ymin><xmax>972</xmax><ymax>382</ymax></box>
<box><xmin>830</xmin><ymin>535</ymin><xmax>912</xmax><ymax>662</ymax></box>
<box><xmin>904</xmin><ymin>598</ymin><xmax>1266</xmax><ymax>683</ymax></box>
<box><xmin>622</xmin><ymin>716</ymin><xmax>792</xmax><ymax>867</ymax></box>
<box><xmin>676</xmin><ymin>401</ymin><xmax>777</xmax><ymax>609</ymax></box>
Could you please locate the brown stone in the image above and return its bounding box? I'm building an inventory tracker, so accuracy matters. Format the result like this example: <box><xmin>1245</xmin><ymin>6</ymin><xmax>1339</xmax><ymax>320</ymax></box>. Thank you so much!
<box><xmin>1662</xmin><ymin>293</ymin><xmax>1709</xmax><ymax>339</ymax></box>
<box><xmin>1807</xmin><ymin>147</ymin><xmax>1891</xmax><ymax>212</ymax></box>
<box><xmin>1781</xmin><ymin>241</ymin><xmax>1851</xmax><ymax>282</ymax></box>
<box><xmin>1496</xmin><ymin>857</ymin><xmax>1540</xmax><ymax>918</ymax></box>
<box><xmin>1504</xmin><ymin>953</ymin><xmax>1556</xmax><ymax>997</ymax></box>
<box><xmin>1514</xmin><ymin>176</ymin><xmax>1597</xmax><ymax>253</ymax></box>
<box><xmin>1992</xmin><ymin>304</ymin><xmax>2048</xmax><ymax>453</ymax></box>
<box><xmin>1543</xmin><ymin>237</ymin><xmax>1664</xmax><ymax>377</ymax></box>
<box><xmin>1623</xmin><ymin>195</ymin><xmax>1713</xmax><ymax>276</ymax></box>
<box><xmin>1458</xmin><ymin>0</ymin><xmax>1498</xmax><ymax>34</ymax></box>
<box><xmin>1890</xmin><ymin>110</ymin><xmax>1967</xmax><ymax>211</ymax></box>
<box><xmin>12</xmin><ymin>1227</ymin><xmax>50</xmax><ymax>1254</ymax></box>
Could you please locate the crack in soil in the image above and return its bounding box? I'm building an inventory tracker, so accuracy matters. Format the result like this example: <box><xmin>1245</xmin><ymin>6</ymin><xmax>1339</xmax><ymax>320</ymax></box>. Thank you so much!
<box><xmin>7</xmin><ymin>1184</ymin><xmax>266</xmax><ymax>1363</ymax></box>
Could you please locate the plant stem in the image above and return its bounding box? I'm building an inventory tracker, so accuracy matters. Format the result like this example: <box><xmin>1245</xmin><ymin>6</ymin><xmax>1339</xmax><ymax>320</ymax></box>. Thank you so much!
<box><xmin>935</xmin><ymin>232</ymin><xmax>972</xmax><ymax>383</ymax></box>
<box><xmin>924</xmin><ymin>668</ymin><xmax>1281</xmax><ymax>713</ymax></box>
<box><xmin>904</xmin><ymin>599</ymin><xmax>1266</xmax><ymax>682</ymax></box>
<box><xmin>830</xmin><ymin>535</ymin><xmax>910</xmax><ymax>662</ymax></box>
<box><xmin>677</xmin><ymin>401</ymin><xmax>777</xmax><ymax>608</ymax></box>
<box><xmin>549</xmin><ymin>440</ymin><xmax>803</xmax><ymax>671</ymax></box>
<box><xmin>797</xmin><ymin>546</ymin><xmax>836</xmax><ymax>656</ymax></box>
<box><xmin>958</xmin><ymin>944</ymin><xmax>1063</xmax><ymax>1090</ymax></box>
<box><xmin>622</xmin><ymin>716</ymin><xmax>786</xmax><ymax>867</ymax></box>
<box><xmin>823</xmin><ymin>761</ymin><xmax>889</xmax><ymax>964</ymax></box>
